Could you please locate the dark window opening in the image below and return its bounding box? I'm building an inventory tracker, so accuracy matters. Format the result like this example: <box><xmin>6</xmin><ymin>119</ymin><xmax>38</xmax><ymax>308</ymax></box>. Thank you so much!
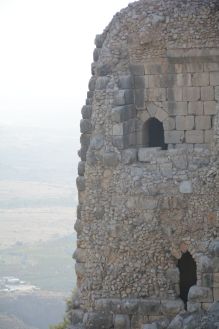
<box><xmin>177</xmin><ymin>251</ymin><xmax>197</xmax><ymax>309</ymax></box>
<box><xmin>142</xmin><ymin>118</ymin><xmax>167</xmax><ymax>150</ymax></box>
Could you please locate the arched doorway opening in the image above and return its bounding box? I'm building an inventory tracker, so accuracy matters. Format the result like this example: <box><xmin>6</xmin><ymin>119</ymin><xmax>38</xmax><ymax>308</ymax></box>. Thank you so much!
<box><xmin>177</xmin><ymin>251</ymin><xmax>197</xmax><ymax>308</ymax></box>
<box><xmin>142</xmin><ymin>118</ymin><xmax>167</xmax><ymax>150</ymax></box>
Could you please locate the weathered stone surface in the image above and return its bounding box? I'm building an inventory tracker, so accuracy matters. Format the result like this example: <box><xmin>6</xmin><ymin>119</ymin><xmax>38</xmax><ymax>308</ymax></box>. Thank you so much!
<box><xmin>179</xmin><ymin>180</ymin><xmax>193</xmax><ymax>193</ymax></box>
<box><xmin>185</xmin><ymin>130</ymin><xmax>203</xmax><ymax>143</ymax></box>
<box><xmin>187</xmin><ymin>302</ymin><xmax>201</xmax><ymax>313</ymax></box>
<box><xmin>161</xmin><ymin>299</ymin><xmax>184</xmax><ymax>315</ymax></box>
<box><xmin>166</xmin><ymin>268</ymin><xmax>179</xmax><ymax>284</ymax></box>
<box><xmin>81</xmin><ymin>105</ymin><xmax>92</xmax><ymax>119</ymax></box>
<box><xmin>76</xmin><ymin>177</ymin><xmax>85</xmax><ymax>191</ymax></box>
<box><xmin>83</xmin><ymin>312</ymin><xmax>113</xmax><ymax>329</ymax></box>
<box><xmin>90</xmin><ymin>134</ymin><xmax>104</xmax><ymax>150</ymax></box>
<box><xmin>80</xmin><ymin>119</ymin><xmax>92</xmax><ymax>134</ymax></box>
<box><xmin>138</xmin><ymin>300</ymin><xmax>161</xmax><ymax>315</ymax></box>
<box><xmin>176</xmin><ymin>116</ymin><xmax>194</xmax><ymax>130</ymax></box>
<box><xmin>138</xmin><ymin>147</ymin><xmax>161</xmax><ymax>162</ymax></box>
<box><xmin>142</xmin><ymin>324</ymin><xmax>158</xmax><ymax>329</ymax></box>
<box><xmin>122</xmin><ymin>149</ymin><xmax>137</xmax><ymax>164</ymax></box>
<box><xmin>103</xmin><ymin>152</ymin><xmax>119</xmax><ymax>167</ymax></box>
<box><xmin>209</xmin><ymin>241</ymin><xmax>219</xmax><ymax>257</ymax></box>
<box><xmin>78</xmin><ymin>161</ymin><xmax>86</xmax><ymax>176</ymax></box>
<box><xmin>114</xmin><ymin>314</ymin><xmax>130</xmax><ymax>329</ymax></box>
<box><xmin>188</xmin><ymin>286</ymin><xmax>213</xmax><ymax>302</ymax></box>
<box><xmin>114</xmin><ymin>90</ymin><xmax>134</xmax><ymax>106</ymax></box>
<box><xmin>167</xmin><ymin>314</ymin><xmax>183</xmax><ymax>329</ymax></box>
<box><xmin>95</xmin><ymin>77</ymin><xmax>110</xmax><ymax>90</ymax></box>
<box><xmin>164</xmin><ymin>131</ymin><xmax>184</xmax><ymax>144</ymax></box>
<box><xmin>118</xmin><ymin>75</ymin><xmax>134</xmax><ymax>90</ymax></box>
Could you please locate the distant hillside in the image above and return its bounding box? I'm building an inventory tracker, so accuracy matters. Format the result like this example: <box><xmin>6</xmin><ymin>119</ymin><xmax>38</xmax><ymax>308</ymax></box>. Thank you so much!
<box><xmin>0</xmin><ymin>313</ymin><xmax>39</xmax><ymax>329</ymax></box>
<box><xmin>0</xmin><ymin>291</ymin><xmax>67</xmax><ymax>329</ymax></box>
<box><xmin>0</xmin><ymin>124</ymin><xmax>79</xmax><ymax>186</ymax></box>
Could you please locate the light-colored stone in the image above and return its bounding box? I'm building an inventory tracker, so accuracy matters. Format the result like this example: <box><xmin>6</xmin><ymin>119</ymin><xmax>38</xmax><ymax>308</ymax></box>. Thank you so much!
<box><xmin>188</xmin><ymin>102</ymin><xmax>203</xmax><ymax>115</ymax></box>
<box><xmin>210</xmin><ymin>72</ymin><xmax>219</xmax><ymax>86</ymax></box>
<box><xmin>183</xmin><ymin>87</ymin><xmax>200</xmax><ymax>101</ymax></box>
<box><xmin>163</xmin><ymin>117</ymin><xmax>175</xmax><ymax>130</ymax></box>
<box><xmin>201</xmin><ymin>87</ymin><xmax>214</xmax><ymax>101</ymax></box>
<box><xmin>185</xmin><ymin>130</ymin><xmax>204</xmax><ymax>143</ymax></box>
<box><xmin>195</xmin><ymin>116</ymin><xmax>211</xmax><ymax>130</ymax></box>
<box><xmin>192</xmin><ymin>72</ymin><xmax>209</xmax><ymax>86</ymax></box>
<box><xmin>167</xmin><ymin>88</ymin><xmax>183</xmax><ymax>101</ymax></box>
<box><xmin>179</xmin><ymin>180</ymin><xmax>193</xmax><ymax>193</ymax></box>
<box><xmin>176</xmin><ymin>116</ymin><xmax>194</xmax><ymax>130</ymax></box>
<box><xmin>165</xmin><ymin>131</ymin><xmax>184</xmax><ymax>144</ymax></box>
<box><xmin>204</xmin><ymin>101</ymin><xmax>217</xmax><ymax>115</ymax></box>
<box><xmin>168</xmin><ymin>102</ymin><xmax>187</xmax><ymax>116</ymax></box>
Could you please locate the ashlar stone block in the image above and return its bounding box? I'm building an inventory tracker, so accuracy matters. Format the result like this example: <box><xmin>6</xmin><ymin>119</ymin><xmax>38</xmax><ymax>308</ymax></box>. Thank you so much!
<box><xmin>168</xmin><ymin>102</ymin><xmax>187</xmax><ymax>116</ymax></box>
<box><xmin>156</xmin><ymin>108</ymin><xmax>168</xmax><ymax>122</ymax></box>
<box><xmin>167</xmin><ymin>88</ymin><xmax>183</xmax><ymax>101</ymax></box>
<box><xmin>192</xmin><ymin>72</ymin><xmax>209</xmax><ymax>86</ymax></box>
<box><xmin>195</xmin><ymin>116</ymin><xmax>211</xmax><ymax>130</ymax></box>
<box><xmin>201</xmin><ymin>86</ymin><xmax>214</xmax><ymax>101</ymax></box>
<box><xmin>114</xmin><ymin>314</ymin><xmax>130</xmax><ymax>329</ymax></box>
<box><xmin>148</xmin><ymin>88</ymin><xmax>166</xmax><ymax>101</ymax></box>
<box><xmin>185</xmin><ymin>130</ymin><xmax>204</xmax><ymax>143</ymax></box>
<box><xmin>183</xmin><ymin>87</ymin><xmax>200</xmax><ymax>101</ymax></box>
<box><xmin>188</xmin><ymin>102</ymin><xmax>203</xmax><ymax>115</ymax></box>
<box><xmin>165</xmin><ymin>131</ymin><xmax>184</xmax><ymax>144</ymax></box>
<box><xmin>215</xmin><ymin>86</ymin><xmax>219</xmax><ymax>100</ymax></box>
<box><xmin>210</xmin><ymin>72</ymin><xmax>219</xmax><ymax>85</ymax></box>
<box><xmin>176</xmin><ymin>73</ymin><xmax>192</xmax><ymax>86</ymax></box>
<box><xmin>118</xmin><ymin>75</ymin><xmax>134</xmax><ymax>89</ymax></box>
<box><xmin>163</xmin><ymin>117</ymin><xmax>175</xmax><ymax>130</ymax></box>
<box><xmin>135</xmin><ymin>76</ymin><xmax>146</xmax><ymax>89</ymax></box>
<box><xmin>113</xmin><ymin>123</ymin><xmax>123</xmax><ymax>136</ymax></box>
<box><xmin>188</xmin><ymin>286</ymin><xmax>213</xmax><ymax>303</ymax></box>
<box><xmin>205</xmin><ymin>130</ymin><xmax>213</xmax><ymax>144</ymax></box>
<box><xmin>176</xmin><ymin>115</ymin><xmax>194</xmax><ymax>130</ymax></box>
<box><xmin>204</xmin><ymin>101</ymin><xmax>217</xmax><ymax>115</ymax></box>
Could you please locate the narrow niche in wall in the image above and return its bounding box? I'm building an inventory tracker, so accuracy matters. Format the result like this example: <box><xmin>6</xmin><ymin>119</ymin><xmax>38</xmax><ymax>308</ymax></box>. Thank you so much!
<box><xmin>142</xmin><ymin>118</ymin><xmax>167</xmax><ymax>150</ymax></box>
<box><xmin>177</xmin><ymin>251</ymin><xmax>197</xmax><ymax>308</ymax></box>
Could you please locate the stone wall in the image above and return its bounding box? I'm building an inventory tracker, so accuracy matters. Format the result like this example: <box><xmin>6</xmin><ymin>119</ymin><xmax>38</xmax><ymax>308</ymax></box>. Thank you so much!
<box><xmin>74</xmin><ymin>1</ymin><xmax>219</xmax><ymax>328</ymax></box>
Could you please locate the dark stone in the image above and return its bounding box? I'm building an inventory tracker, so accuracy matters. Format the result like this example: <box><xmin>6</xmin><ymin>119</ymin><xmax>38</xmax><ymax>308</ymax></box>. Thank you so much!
<box><xmin>83</xmin><ymin>312</ymin><xmax>113</xmax><ymax>329</ymax></box>
<box><xmin>129</xmin><ymin>64</ymin><xmax>145</xmax><ymax>75</ymax></box>
<box><xmin>81</xmin><ymin>106</ymin><xmax>92</xmax><ymax>119</ymax></box>
<box><xmin>76</xmin><ymin>177</ymin><xmax>85</xmax><ymax>191</ymax></box>
<box><xmin>78</xmin><ymin>161</ymin><xmax>86</xmax><ymax>176</ymax></box>
<box><xmin>122</xmin><ymin>149</ymin><xmax>137</xmax><ymax>164</ymax></box>
<box><xmin>118</xmin><ymin>75</ymin><xmax>134</xmax><ymax>89</ymax></box>
<box><xmin>134</xmin><ymin>89</ymin><xmax>145</xmax><ymax>109</ymax></box>
<box><xmin>70</xmin><ymin>309</ymin><xmax>84</xmax><ymax>325</ymax></box>
<box><xmin>88</xmin><ymin>77</ymin><xmax>96</xmax><ymax>91</ymax></box>
<box><xmin>103</xmin><ymin>152</ymin><xmax>119</xmax><ymax>167</ymax></box>
<box><xmin>96</xmin><ymin>77</ymin><xmax>110</xmax><ymax>90</ymax></box>
<box><xmin>80</xmin><ymin>134</ymin><xmax>90</xmax><ymax>148</ymax></box>
<box><xmin>95</xmin><ymin>34</ymin><xmax>105</xmax><ymax>48</ymax></box>
<box><xmin>80</xmin><ymin>119</ymin><xmax>92</xmax><ymax>134</ymax></box>
<box><xmin>134</xmin><ymin>76</ymin><xmax>145</xmax><ymax>89</ymax></box>
<box><xmin>90</xmin><ymin>135</ymin><xmax>104</xmax><ymax>150</ymax></box>
<box><xmin>96</xmin><ymin>63</ymin><xmax>112</xmax><ymax>76</ymax></box>
<box><xmin>138</xmin><ymin>300</ymin><xmax>161</xmax><ymax>315</ymax></box>
<box><xmin>93</xmin><ymin>48</ymin><xmax>100</xmax><ymax>62</ymax></box>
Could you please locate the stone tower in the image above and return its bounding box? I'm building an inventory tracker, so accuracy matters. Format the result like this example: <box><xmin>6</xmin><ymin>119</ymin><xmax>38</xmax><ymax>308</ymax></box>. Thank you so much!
<box><xmin>74</xmin><ymin>0</ymin><xmax>219</xmax><ymax>328</ymax></box>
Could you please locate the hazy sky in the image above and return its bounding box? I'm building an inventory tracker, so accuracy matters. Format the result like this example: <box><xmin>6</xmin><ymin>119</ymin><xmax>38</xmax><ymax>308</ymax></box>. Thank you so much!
<box><xmin>0</xmin><ymin>0</ymin><xmax>133</xmax><ymax>130</ymax></box>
